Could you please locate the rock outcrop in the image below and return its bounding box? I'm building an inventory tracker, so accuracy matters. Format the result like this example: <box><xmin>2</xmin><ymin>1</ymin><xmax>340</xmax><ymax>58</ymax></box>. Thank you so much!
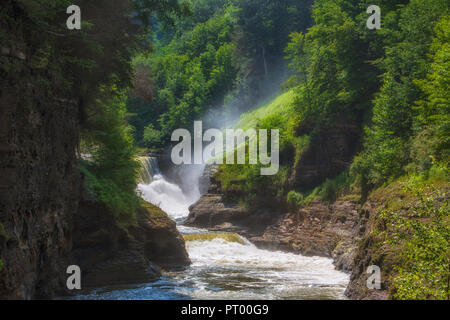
<box><xmin>71</xmin><ymin>201</ymin><xmax>190</xmax><ymax>290</ymax></box>
<box><xmin>252</xmin><ymin>200</ymin><xmax>364</xmax><ymax>272</ymax></box>
<box><xmin>291</xmin><ymin>118</ymin><xmax>361</xmax><ymax>189</ymax></box>
<box><xmin>188</xmin><ymin>194</ymin><xmax>363</xmax><ymax>273</ymax></box>
<box><xmin>135</xmin><ymin>202</ymin><xmax>191</xmax><ymax>270</ymax></box>
<box><xmin>187</xmin><ymin>165</ymin><xmax>280</xmax><ymax>236</ymax></box>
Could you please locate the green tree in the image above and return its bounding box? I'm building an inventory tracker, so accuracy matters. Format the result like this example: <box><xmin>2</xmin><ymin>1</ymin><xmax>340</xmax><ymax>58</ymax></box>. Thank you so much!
<box><xmin>352</xmin><ymin>0</ymin><xmax>450</xmax><ymax>188</ymax></box>
<box><xmin>414</xmin><ymin>16</ymin><xmax>450</xmax><ymax>169</ymax></box>
<box><xmin>81</xmin><ymin>92</ymin><xmax>141</xmax><ymax>226</ymax></box>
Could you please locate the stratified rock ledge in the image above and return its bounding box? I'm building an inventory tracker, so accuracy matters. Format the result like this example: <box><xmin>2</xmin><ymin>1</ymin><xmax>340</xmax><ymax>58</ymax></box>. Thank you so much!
<box><xmin>71</xmin><ymin>201</ymin><xmax>191</xmax><ymax>290</ymax></box>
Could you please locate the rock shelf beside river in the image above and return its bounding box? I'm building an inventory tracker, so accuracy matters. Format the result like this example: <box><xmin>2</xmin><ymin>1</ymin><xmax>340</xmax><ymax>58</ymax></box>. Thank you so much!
<box><xmin>186</xmin><ymin>165</ymin><xmax>388</xmax><ymax>300</ymax></box>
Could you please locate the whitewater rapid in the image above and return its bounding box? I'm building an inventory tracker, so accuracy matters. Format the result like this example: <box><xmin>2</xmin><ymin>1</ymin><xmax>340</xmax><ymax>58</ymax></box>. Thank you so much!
<box><xmin>76</xmin><ymin>158</ymin><xmax>349</xmax><ymax>300</ymax></box>
<box><xmin>134</xmin><ymin>159</ymin><xmax>349</xmax><ymax>300</ymax></box>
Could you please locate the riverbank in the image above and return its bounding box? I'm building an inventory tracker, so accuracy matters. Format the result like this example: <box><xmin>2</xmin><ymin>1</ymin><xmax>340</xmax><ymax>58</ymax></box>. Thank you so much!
<box><xmin>187</xmin><ymin>196</ymin><xmax>376</xmax><ymax>299</ymax></box>
<box><xmin>187</xmin><ymin>164</ymin><xmax>449</xmax><ymax>300</ymax></box>
<box><xmin>71</xmin><ymin>158</ymin><xmax>350</xmax><ymax>300</ymax></box>
<box><xmin>185</xmin><ymin>166</ymin><xmax>364</xmax><ymax>295</ymax></box>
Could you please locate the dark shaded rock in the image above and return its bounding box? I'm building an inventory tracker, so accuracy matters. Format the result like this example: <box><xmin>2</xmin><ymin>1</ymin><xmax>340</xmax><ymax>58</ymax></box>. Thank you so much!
<box><xmin>71</xmin><ymin>201</ymin><xmax>190</xmax><ymax>290</ymax></box>
<box><xmin>133</xmin><ymin>202</ymin><xmax>191</xmax><ymax>269</ymax></box>
<box><xmin>79</xmin><ymin>244</ymin><xmax>162</xmax><ymax>289</ymax></box>
<box><xmin>0</xmin><ymin>64</ymin><xmax>81</xmax><ymax>299</ymax></box>
<box><xmin>198</xmin><ymin>164</ymin><xmax>220</xmax><ymax>195</ymax></box>
<box><xmin>291</xmin><ymin>118</ymin><xmax>361</xmax><ymax>189</ymax></box>
<box><xmin>186</xmin><ymin>195</ymin><xmax>248</xmax><ymax>228</ymax></box>
<box><xmin>186</xmin><ymin>164</ymin><xmax>278</xmax><ymax>235</ymax></box>
<box><xmin>71</xmin><ymin>201</ymin><xmax>160</xmax><ymax>289</ymax></box>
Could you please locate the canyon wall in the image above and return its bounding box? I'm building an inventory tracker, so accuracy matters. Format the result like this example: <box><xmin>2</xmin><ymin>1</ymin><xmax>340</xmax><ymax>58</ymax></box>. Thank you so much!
<box><xmin>71</xmin><ymin>201</ymin><xmax>190</xmax><ymax>289</ymax></box>
<box><xmin>0</xmin><ymin>51</ymin><xmax>191</xmax><ymax>298</ymax></box>
<box><xmin>0</xmin><ymin>48</ymin><xmax>81</xmax><ymax>298</ymax></box>
<box><xmin>0</xmin><ymin>7</ymin><xmax>190</xmax><ymax>298</ymax></box>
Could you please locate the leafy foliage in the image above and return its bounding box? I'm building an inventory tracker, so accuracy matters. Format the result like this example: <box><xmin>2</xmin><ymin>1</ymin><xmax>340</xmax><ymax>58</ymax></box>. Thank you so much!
<box><xmin>287</xmin><ymin>191</ymin><xmax>304</xmax><ymax>212</ymax></box>
<box><xmin>304</xmin><ymin>171</ymin><xmax>353</xmax><ymax>203</ymax></box>
<box><xmin>381</xmin><ymin>187</ymin><xmax>449</xmax><ymax>300</ymax></box>
<box><xmin>284</xmin><ymin>0</ymin><xmax>379</xmax><ymax>125</ymax></box>
<box><xmin>414</xmin><ymin>16</ymin><xmax>450</xmax><ymax>169</ymax></box>
<box><xmin>352</xmin><ymin>1</ymin><xmax>450</xmax><ymax>188</ymax></box>
<box><xmin>215</xmin><ymin>91</ymin><xmax>300</xmax><ymax>208</ymax></box>
<box><xmin>128</xmin><ymin>5</ymin><xmax>238</xmax><ymax>147</ymax></box>
<box><xmin>127</xmin><ymin>0</ymin><xmax>312</xmax><ymax>147</ymax></box>
<box><xmin>80</xmin><ymin>94</ymin><xmax>141</xmax><ymax>226</ymax></box>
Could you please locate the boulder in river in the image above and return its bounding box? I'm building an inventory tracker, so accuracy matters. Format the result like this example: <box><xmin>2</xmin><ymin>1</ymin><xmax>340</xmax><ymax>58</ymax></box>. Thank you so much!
<box><xmin>71</xmin><ymin>200</ymin><xmax>190</xmax><ymax>290</ymax></box>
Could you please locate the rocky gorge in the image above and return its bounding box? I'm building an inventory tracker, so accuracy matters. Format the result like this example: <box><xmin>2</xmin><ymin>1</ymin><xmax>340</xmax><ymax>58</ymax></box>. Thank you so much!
<box><xmin>0</xmin><ymin>2</ymin><xmax>193</xmax><ymax>299</ymax></box>
<box><xmin>186</xmin><ymin>164</ymin><xmax>393</xmax><ymax>300</ymax></box>
<box><xmin>0</xmin><ymin>42</ymin><xmax>190</xmax><ymax>300</ymax></box>
<box><xmin>2</xmin><ymin>0</ymin><xmax>447</xmax><ymax>301</ymax></box>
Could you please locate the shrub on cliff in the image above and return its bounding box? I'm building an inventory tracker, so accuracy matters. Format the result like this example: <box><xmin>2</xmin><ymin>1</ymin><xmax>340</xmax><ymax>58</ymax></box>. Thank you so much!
<box><xmin>380</xmin><ymin>183</ymin><xmax>449</xmax><ymax>300</ymax></box>
<box><xmin>286</xmin><ymin>191</ymin><xmax>304</xmax><ymax>212</ymax></box>
<box><xmin>80</xmin><ymin>94</ymin><xmax>141</xmax><ymax>227</ymax></box>
<box><xmin>304</xmin><ymin>171</ymin><xmax>354</xmax><ymax>204</ymax></box>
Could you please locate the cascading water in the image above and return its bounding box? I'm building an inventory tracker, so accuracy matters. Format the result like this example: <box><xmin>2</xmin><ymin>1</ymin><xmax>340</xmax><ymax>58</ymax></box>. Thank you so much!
<box><xmin>137</xmin><ymin>157</ymin><xmax>161</xmax><ymax>185</ymax></box>
<box><xmin>137</xmin><ymin>158</ymin><xmax>204</xmax><ymax>220</ymax></box>
<box><xmin>77</xmin><ymin>157</ymin><xmax>349</xmax><ymax>300</ymax></box>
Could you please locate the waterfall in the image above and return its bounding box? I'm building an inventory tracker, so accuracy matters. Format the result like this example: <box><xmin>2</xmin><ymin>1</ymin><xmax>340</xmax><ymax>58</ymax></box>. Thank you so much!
<box><xmin>137</xmin><ymin>158</ymin><xmax>202</xmax><ymax>219</ymax></box>
<box><xmin>137</xmin><ymin>157</ymin><xmax>161</xmax><ymax>185</ymax></box>
<box><xmin>77</xmin><ymin>155</ymin><xmax>350</xmax><ymax>300</ymax></box>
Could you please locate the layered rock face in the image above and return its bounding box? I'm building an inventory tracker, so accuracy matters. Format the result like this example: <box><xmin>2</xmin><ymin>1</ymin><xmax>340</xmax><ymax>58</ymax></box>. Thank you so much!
<box><xmin>0</xmin><ymin>19</ymin><xmax>190</xmax><ymax>299</ymax></box>
<box><xmin>188</xmin><ymin>191</ymin><xmax>363</xmax><ymax>273</ymax></box>
<box><xmin>252</xmin><ymin>200</ymin><xmax>364</xmax><ymax>272</ymax></box>
<box><xmin>0</xmin><ymin>55</ymin><xmax>81</xmax><ymax>298</ymax></box>
<box><xmin>187</xmin><ymin>165</ymin><xmax>281</xmax><ymax>236</ymax></box>
<box><xmin>291</xmin><ymin>118</ymin><xmax>361</xmax><ymax>188</ymax></box>
<box><xmin>71</xmin><ymin>201</ymin><xmax>190</xmax><ymax>289</ymax></box>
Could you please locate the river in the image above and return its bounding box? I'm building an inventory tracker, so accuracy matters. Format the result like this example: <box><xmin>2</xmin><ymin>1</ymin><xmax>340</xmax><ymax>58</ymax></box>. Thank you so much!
<box><xmin>75</xmin><ymin>158</ymin><xmax>349</xmax><ymax>300</ymax></box>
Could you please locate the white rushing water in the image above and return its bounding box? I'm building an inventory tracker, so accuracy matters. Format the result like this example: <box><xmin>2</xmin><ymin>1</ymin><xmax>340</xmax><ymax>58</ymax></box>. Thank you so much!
<box><xmin>139</xmin><ymin>175</ymin><xmax>194</xmax><ymax>219</ymax></box>
<box><xmin>77</xmin><ymin>158</ymin><xmax>349</xmax><ymax>300</ymax></box>
<box><xmin>136</xmin><ymin>158</ymin><xmax>349</xmax><ymax>300</ymax></box>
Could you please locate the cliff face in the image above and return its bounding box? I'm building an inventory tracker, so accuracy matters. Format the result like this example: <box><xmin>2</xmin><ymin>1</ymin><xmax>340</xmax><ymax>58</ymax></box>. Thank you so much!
<box><xmin>0</xmin><ymin>9</ymin><xmax>191</xmax><ymax>299</ymax></box>
<box><xmin>291</xmin><ymin>117</ymin><xmax>361</xmax><ymax>189</ymax></box>
<box><xmin>0</xmin><ymin>53</ymin><xmax>191</xmax><ymax>298</ymax></box>
<box><xmin>0</xmin><ymin>50</ymin><xmax>81</xmax><ymax>298</ymax></box>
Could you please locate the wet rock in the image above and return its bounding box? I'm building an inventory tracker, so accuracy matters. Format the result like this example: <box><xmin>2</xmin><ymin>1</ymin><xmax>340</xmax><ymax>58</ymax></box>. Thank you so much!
<box><xmin>186</xmin><ymin>195</ymin><xmax>249</xmax><ymax>228</ymax></box>
<box><xmin>135</xmin><ymin>202</ymin><xmax>191</xmax><ymax>269</ymax></box>
<box><xmin>71</xmin><ymin>201</ymin><xmax>190</xmax><ymax>290</ymax></box>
